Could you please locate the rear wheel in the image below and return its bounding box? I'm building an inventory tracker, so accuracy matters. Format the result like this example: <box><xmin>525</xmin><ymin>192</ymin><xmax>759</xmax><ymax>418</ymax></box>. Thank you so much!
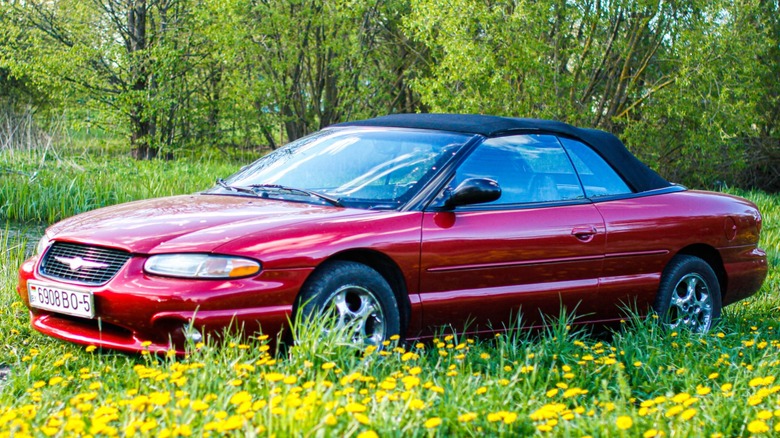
<box><xmin>296</xmin><ymin>261</ymin><xmax>401</xmax><ymax>346</ymax></box>
<box><xmin>653</xmin><ymin>255</ymin><xmax>721</xmax><ymax>333</ymax></box>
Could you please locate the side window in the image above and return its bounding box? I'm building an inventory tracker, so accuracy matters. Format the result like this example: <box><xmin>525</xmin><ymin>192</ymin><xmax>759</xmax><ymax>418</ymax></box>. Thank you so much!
<box><xmin>452</xmin><ymin>135</ymin><xmax>585</xmax><ymax>206</ymax></box>
<box><xmin>559</xmin><ymin>138</ymin><xmax>632</xmax><ymax>197</ymax></box>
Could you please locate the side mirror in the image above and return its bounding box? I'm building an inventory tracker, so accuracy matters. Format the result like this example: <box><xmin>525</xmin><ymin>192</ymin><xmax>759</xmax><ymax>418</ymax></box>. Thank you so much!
<box><xmin>443</xmin><ymin>178</ymin><xmax>501</xmax><ymax>209</ymax></box>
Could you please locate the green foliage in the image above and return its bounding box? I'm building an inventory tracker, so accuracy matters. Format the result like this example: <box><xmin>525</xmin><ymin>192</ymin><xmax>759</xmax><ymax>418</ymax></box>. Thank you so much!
<box><xmin>1</xmin><ymin>0</ymin><xmax>779</xmax><ymax>189</ymax></box>
<box><xmin>403</xmin><ymin>0</ymin><xmax>779</xmax><ymax>189</ymax></box>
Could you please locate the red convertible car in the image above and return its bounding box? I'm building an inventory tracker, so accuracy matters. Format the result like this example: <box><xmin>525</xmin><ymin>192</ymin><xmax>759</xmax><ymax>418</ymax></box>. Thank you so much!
<box><xmin>17</xmin><ymin>114</ymin><xmax>767</xmax><ymax>353</ymax></box>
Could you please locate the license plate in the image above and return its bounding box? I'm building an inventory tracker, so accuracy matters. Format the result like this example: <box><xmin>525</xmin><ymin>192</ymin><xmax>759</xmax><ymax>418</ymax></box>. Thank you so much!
<box><xmin>27</xmin><ymin>281</ymin><xmax>95</xmax><ymax>319</ymax></box>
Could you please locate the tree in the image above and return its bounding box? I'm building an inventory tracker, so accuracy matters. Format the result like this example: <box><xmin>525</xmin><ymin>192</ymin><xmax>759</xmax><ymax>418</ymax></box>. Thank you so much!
<box><xmin>2</xmin><ymin>0</ymin><xmax>217</xmax><ymax>159</ymax></box>
<box><xmin>404</xmin><ymin>0</ymin><xmax>777</xmax><ymax>187</ymax></box>
<box><xmin>219</xmin><ymin>0</ymin><xmax>423</xmax><ymax>146</ymax></box>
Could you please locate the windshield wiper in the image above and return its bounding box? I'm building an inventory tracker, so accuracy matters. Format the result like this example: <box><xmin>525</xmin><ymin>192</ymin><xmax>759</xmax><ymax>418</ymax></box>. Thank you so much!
<box><xmin>215</xmin><ymin>178</ymin><xmax>257</xmax><ymax>195</ymax></box>
<box><xmin>249</xmin><ymin>184</ymin><xmax>344</xmax><ymax>207</ymax></box>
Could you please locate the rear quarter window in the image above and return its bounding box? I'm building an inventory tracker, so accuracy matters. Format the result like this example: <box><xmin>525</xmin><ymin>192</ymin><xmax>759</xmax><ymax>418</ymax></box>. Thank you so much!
<box><xmin>560</xmin><ymin>137</ymin><xmax>633</xmax><ymax>198</ymax></box>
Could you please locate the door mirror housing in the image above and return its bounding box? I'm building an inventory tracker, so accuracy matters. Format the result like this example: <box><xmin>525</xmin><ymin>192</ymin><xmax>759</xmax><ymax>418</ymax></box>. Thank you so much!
<box><xmin>443</xmin><ymin>178</ymin><xmax>502</xmax><ymax>209</ymax></box>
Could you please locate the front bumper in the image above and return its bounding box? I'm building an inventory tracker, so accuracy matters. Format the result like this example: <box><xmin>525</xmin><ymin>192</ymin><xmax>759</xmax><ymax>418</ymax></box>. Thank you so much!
<box><xmin>18</xmin><ymin>256</ymin><xmax>313</xmax><ymax>354</ymax></box>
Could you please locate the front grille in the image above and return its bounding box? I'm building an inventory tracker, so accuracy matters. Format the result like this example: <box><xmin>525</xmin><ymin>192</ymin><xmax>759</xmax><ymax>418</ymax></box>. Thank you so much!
<box><xmin>40</xmin><ymin>242</ymin><xmax>131</xmax><ymax>285</ymax></box>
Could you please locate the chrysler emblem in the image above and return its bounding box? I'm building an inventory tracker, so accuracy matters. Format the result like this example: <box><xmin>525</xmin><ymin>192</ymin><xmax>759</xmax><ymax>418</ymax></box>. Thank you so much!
<box><xmin>54</xmin><ymin>256</ymin><xmax>109</xmax><ymax>271</ymax></box>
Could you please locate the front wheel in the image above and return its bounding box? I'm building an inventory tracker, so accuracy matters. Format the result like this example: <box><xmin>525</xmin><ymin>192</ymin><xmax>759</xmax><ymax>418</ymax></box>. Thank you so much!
<box><xmin>296</xmin><ymin>261</ymin><xmax>401</xmax><ymax>346</ymax></box>
<box><xmin>653</xmin><ymin>255</ymin><xmax>721</xmax><ymax>333</ymax></box>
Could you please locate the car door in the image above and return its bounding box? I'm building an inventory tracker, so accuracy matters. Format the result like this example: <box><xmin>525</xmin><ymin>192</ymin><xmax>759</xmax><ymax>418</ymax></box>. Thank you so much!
<box><xmin>558</xmin><ymin>137</ymin><xmax>665</xmax><ymax>316</ymax></box>
<box><xmin>418</xmin><ymin>134</ymin><xmax>606</xmax><ymax>336</ymax></box>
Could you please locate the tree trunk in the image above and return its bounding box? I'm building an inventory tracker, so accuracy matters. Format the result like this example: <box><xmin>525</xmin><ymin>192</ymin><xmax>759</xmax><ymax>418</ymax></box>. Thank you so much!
<box><xmin>127</xmin><ymin>0</ymin><xmax>158</xmax><ymax>160</ymax></box>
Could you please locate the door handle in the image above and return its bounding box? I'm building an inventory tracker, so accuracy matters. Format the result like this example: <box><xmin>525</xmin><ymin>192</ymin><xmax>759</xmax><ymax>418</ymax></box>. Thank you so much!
<box><xmin>571</xmin><ymin>226</ymin><xmax>597</xmax><ymax>242</ymax></box>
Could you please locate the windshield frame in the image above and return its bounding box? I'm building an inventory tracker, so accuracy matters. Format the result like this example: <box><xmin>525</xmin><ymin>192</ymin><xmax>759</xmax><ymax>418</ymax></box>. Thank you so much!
<box><xmin>205</xmin><ymin>127</ymin><xmax>478</xmax><ymax>210</ymax></box>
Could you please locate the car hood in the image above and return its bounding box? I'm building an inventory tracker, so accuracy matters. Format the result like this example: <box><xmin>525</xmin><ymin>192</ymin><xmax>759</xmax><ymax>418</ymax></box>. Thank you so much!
<box><xmin>46</xmin><ymin>194</ymin><xmax>376</xmax><ymax>254</ymax></box>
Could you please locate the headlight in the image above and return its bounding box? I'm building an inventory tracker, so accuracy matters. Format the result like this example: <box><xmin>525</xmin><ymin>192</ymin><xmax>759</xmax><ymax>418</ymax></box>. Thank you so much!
<box><xmin>36</xmin><ymin>234</ymin><xmax>52</xmax><ymax>256</ymax></box>
<box><xmin>144</xmin><ymin>254</ymin><xmax>261</xmax><ymax>279</ymax></box>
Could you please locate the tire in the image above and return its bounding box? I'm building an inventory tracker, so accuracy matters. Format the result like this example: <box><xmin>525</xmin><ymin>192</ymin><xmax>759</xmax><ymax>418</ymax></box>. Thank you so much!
<box><xmin>296</xmin><ymin>260</ymin><xmax>401</xmax><ymax>346</ymax></box>
<box><xmin>653</xmin><ymin>255</ymin><xmax>722</xmax><ymax>333</ymax></box>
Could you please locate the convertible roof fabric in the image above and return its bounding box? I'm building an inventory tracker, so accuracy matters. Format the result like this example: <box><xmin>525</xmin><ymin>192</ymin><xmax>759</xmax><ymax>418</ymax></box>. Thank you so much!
<box><xmin>334</xmin><ymin>114</ymin><xmax>671</xmax><ymax>193</ymax></box>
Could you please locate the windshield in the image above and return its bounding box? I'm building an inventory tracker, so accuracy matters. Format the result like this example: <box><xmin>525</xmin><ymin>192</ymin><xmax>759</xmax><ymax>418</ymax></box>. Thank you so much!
<box><xmin>209</xmin><ymin>128</ymin><xmax>473</xmax><ymax>209</ymax></box>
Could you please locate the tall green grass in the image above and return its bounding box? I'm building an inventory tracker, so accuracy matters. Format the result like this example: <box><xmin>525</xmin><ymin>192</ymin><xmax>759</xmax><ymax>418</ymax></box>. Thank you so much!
<box><xmin>0</xmin><ymin>149</ymin><xmax>245</xmax><ymax>223</ymax></box>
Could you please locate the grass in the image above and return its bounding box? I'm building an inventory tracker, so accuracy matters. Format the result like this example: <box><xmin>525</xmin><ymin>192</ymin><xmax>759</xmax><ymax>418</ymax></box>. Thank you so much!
<box><xmin>0</xmin><ymin>146</ymin><xmax>247</xmax><ymax>223</ymax></box>
<box><xmin>0</xmin><ymin>150</ymin><xmax>779</xmax><ymax>436</ymax></box>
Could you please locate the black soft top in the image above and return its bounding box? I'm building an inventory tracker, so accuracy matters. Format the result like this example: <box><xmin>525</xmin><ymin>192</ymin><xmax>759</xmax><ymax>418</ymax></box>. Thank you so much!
<box><xmin>334</xmin><ymin>114</ymin><xmax>671</xmax><ymax>193</ymax></box>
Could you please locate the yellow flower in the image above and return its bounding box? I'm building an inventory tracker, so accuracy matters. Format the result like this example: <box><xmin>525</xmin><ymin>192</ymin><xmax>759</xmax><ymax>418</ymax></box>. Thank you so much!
<box><xmin>616</xmin><ymin>416</ymin><xmax>633</xmax><ymax>430</ymax></box>
<box><xmin>424</xmin><ymin>417</ymin><xmax>442</xmax><ymax>428</ymax></box>
<box><xmin>644</xmin><ymin>429</ymin><xmax>665</xmax><ymax>437</ymax></box>
<box><xmin>357</xmin><ymin>431</ymin><xmax>379</xmax><ymax>438</ymax></box>
<box><xmin>264</xmin><ymin>372</ymin><xmax>285</xmax><ymax>382</ymax></box>
<box><xmin>409</xmin><ymin>399</ymin><xmax>425</xmax><ymax>410</ymax></box>
<box><xmin>230</xmin><ymin>391</ymin><xmax>252</xmax><ymax>406</ymax></box>
<box><xmin>402</xmin><ymin>376</ymin><xmax>420</xmax><ymax>389</ymax></box>
<box><xmin>747</xmin><ymin>420</ymin><xmax>769</xmax><ymax>434</ymax></box>
<box><xmin>665</xmin><ymin>405</ymin><xmax>684</xmax><ymax>417</ymax></box>
<box><xmin>345</xmin><ymin>402</ymin><xmax>367</xmax><ymax>413</ymax></box>
<box><xmin>322</xmin><ymin>362</ymin><xmax>336</xmax><ymax>370</ymax></box>
<box><xmin>458</xmin><ymin>412</ymin><xmax>477</xmax><ymax>423</ymax></box>
<box><xmin>218</xmin><ymin>415</ymin><xmax>244</xmax><ymax>432</ymax></box>
<box><xmin>354</xmin><ymin>413</ymin><xmax>371</xmax><ymax>425</ymax></box>
<box><xmin>191</xmin><ymin>400</ymin><xmax>209</xmax><ymax>411</ymax></box>
<box><xmin>680</xmin><ymin>409</ymin><xmax>696</xmax><ymax>420</ymax></box>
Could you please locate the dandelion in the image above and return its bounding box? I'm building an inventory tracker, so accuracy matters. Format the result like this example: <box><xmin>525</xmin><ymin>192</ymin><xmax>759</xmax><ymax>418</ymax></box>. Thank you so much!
<box><xmin>191</xmin><ymin>400</ymin><xmax>209</xmax><ymax>411</ymax></box>
<box><xmin>616</xmin><ymin>416</ymin><xmax>633</xmax><ymax>430</ymax></box>
<box><xmin>218</xmin><ymin>415</ymin><xmax>244</xmax><ymax>432</ymax></box>
<box><xmin>354</xmin><ymin>413</ymin><xmax>371</xmax><ymax>425</ymax></box>
<box><xmin>264</xmin><ymin>372</ymin><xmax>285</xmax><ymax>382</ymax></box>
<box><xmin>345</xmin><ymin>402</ymin><xmax>367</xmax><ymax>413</ymax></box>
<box><xmin>680</xmin><ymin>409</ymin><xmax>697</xmax><ymax>420</ymax></box>
<box><xmin>230</xmin><ymin>392</ymin><xmax>252</xmax><ymax>406</ymax></box>
<box><xmin>458</xmin><ymin>412</ymin><xmax>477</xmax><ymax>423</ymax></box>
<box><xmin>665</xmin><ymin>405</ymin><xmax>684</xmax><ymax>417</ymax></box>
<box><xmin>424</xmin><ymin>417</ymin><xmax>442</xmax><ymax>428</ymax></box>
<box><xmin>747</xmin><ymin>420</ymin><xmax>769</xmax><ymax>434</ymax></box>
<box><xmin>409</xmin><ymin>399</ymin><xmax>425</xmax><ymax>410</ymax></box>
